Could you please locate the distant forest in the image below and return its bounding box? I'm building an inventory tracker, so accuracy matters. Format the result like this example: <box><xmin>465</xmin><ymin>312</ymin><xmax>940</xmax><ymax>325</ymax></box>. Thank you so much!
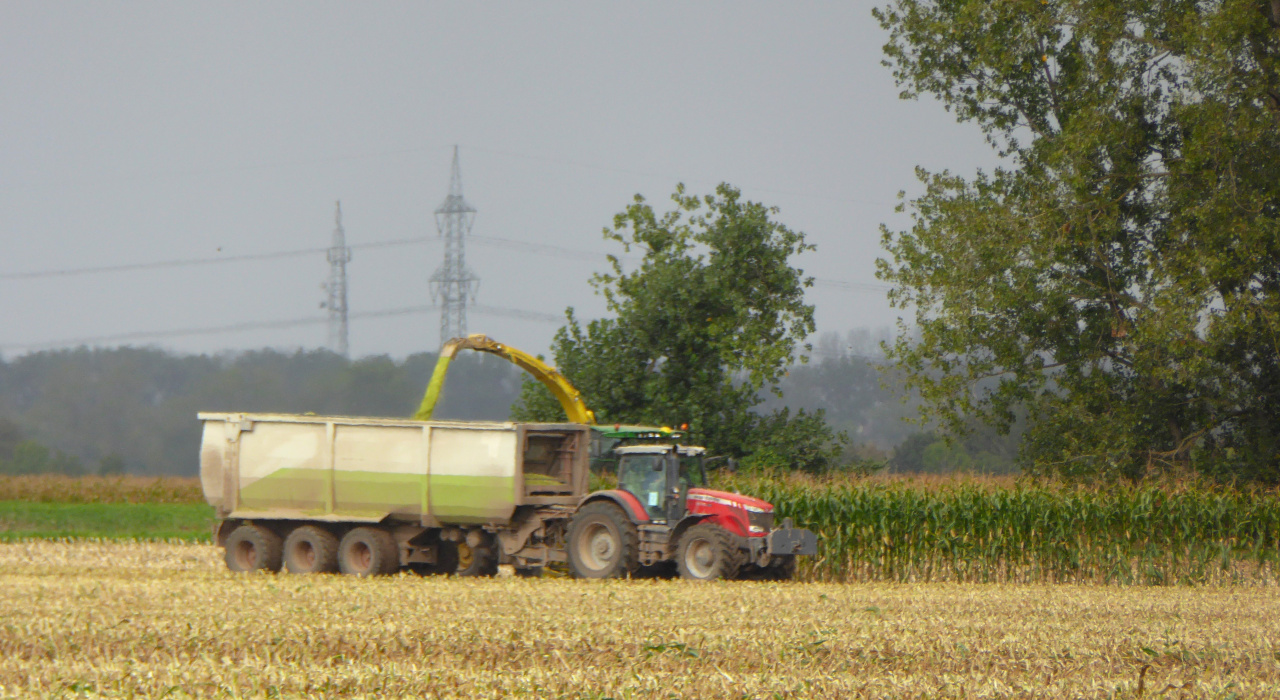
<box><xmin>0</xmin><ymin>332</ymin><xmax>1020</xmax><ymax>476</ymax></box>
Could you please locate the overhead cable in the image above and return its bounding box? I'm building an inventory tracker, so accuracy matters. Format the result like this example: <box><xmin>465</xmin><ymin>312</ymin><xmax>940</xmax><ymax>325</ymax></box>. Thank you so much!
<box><xmin>0</xmin><ymin>303</ymin><xmax>561</xmax><ymax>352</ymax></box>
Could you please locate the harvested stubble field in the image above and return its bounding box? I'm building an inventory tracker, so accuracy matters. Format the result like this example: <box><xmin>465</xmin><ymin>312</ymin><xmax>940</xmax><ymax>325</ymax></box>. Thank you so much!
<box><xmin>2</xmin><ymin>541</ymin><xmax>1278</xmax><ymax>699</ymax></box>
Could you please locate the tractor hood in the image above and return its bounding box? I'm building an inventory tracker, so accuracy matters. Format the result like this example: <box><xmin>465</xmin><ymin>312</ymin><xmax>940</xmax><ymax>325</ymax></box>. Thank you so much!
<box><xmin>686</xmin><ymin>488</ymin><xmax>773</xmax><ymax>513</ymax></box>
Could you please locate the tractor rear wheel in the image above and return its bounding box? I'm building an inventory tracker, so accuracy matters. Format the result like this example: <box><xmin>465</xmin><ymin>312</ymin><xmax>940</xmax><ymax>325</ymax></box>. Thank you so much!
<box><xmin>566</xmin><ymin>502</ymin><xmax>639</xmax><ymax>579</ymax></box>
<box><xmin>338</xmin><ymin>527</ymin><xmax>399</xmax><ymax>576</ymax></box>
<box><xmin>283</xmin><ymin>525</ymin><xmax>339</xmax><ymax>574</ymax></box>
<box><xmin>224</xmin><ymin>524</ymin><xmax>283</xmax><ymax>573</ymax></box>
<box><xmin>676</xmin><ymin>523</ymin><xmax>743</xmax><ymax>581</ymax></box>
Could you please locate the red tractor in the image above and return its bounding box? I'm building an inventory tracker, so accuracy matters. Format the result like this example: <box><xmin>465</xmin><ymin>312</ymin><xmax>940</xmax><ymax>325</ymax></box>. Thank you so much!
<box><xmin>566</xmin><ymin>443</ymin><xmax>815</xmax><ymax>580</ymax></box>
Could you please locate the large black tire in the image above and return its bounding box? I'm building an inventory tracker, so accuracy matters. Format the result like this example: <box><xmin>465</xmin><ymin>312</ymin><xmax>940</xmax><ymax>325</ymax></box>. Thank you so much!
<box><xmin>456</xmin><ymin>539</ymin><xmax>499</xmax><ymax>577</ymax></box>
<box><xmin>338</xmin><ymin>527</ymin><xmax>400</xmax><ymax>576</ymax></box>
<box><xmin>282</xmin><ymin>525</ymin><xmax>339</xmax><ymax>574</ymax></box>
<box><xmin>566</xmin><ymin>501</ymin><xmax>639</xmax><ymax>579</ymax></box>
<box><xmin>224</xmin><ymin>524</ymin><xmax>283</xmax><ymax>573</ymax></box>
<box><xmin>676</xmin><ymin>523</ymin><xmax>744</xmax><ymax>581</ymax></box>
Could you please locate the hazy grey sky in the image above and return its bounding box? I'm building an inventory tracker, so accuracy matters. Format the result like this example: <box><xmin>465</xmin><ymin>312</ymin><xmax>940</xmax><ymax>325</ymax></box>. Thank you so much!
<box><xmin>1</xmin><ymin>2</ymin><xmax>995</xmax><ymax>360</ymax></box>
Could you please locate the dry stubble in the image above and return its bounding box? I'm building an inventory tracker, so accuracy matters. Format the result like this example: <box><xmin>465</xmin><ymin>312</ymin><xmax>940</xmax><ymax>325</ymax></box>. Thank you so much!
<box><xmin>0</xmin><ymin>541</ymin><xmax>1276</xmax><ymax>699</ymax></box>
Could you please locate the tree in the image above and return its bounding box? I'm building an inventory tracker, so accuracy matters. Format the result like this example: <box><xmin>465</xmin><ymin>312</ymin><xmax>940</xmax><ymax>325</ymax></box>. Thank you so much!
<box><xmin>512</xmin><ymin>184</ymin><xmax>844</xmax><ymax>471</ymax></box>
<box><xmin>874</xmin><ymin>0</ymin><xmax>1280</xmax><ymax>481</ymax></box>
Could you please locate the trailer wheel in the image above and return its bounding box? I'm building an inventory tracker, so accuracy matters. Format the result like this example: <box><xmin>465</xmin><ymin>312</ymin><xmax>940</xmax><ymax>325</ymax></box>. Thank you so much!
<box><xmin>224</xmin><ymin>524</ymin><xmax>283</xmax><ymax>573</ymax></box>
<box><xmin>456</xmin><ymin>540</ymin><xmax>499</xmax><ymax>577</ymax></box>
<box><xmin>282</xmin><ymin>525</ymin><xmax>339</xmax><ymax>574</ymax></box>
<box><xmin>338</xmin><ymin>527</ymin><xmax>399</xmax><ymax>576</ymax></box>
<box><xmin>676</xmin><ymin>523</ymin><xmax>743</xmax><ymax>581</ymax></box>
<box><xmin>566</xmin><ymin>501</ymin><xmax>638</xmax><ymax>579</ymax></box>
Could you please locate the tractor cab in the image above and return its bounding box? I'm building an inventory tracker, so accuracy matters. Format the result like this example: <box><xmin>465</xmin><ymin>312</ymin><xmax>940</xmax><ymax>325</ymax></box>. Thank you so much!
<box><xmin>614</xmin><ymin>444</ymin><xmax>706</xmax><ymax>521</ymax></box>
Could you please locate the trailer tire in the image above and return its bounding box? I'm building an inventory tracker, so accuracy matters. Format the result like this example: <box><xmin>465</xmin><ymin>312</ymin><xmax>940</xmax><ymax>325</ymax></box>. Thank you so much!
<box><xmin>338</xmin><ymin>527</ymin><xmax>399</xmax><ymax>576</ymax></box>
<box><xmin>456</xmin><ymin>541</ymin><xmax>499</xmax><ymax>577</ymax></box>
<box><xmin>282</xmin><ymin>525</ymin><xmax>339</xmax><ymax>574</ymax></box>
<box><xmin>224</xmin><ymin>524</ymin><xmax>283</xmax><ymax>573</ymax></box>
<box><xmin>676</xmin><ymin>523</ymin><xmax>743</xmax><ymax>581</ymax></box>
<box><xmin>567</xmin><ymin>501</ymin><xmax>639</xmax><ymax>579</ymax></box>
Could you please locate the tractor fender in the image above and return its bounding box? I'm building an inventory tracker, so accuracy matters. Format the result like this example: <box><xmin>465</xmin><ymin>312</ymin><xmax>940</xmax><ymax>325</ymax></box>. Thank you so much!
<box><xmin>579</xmin><ymin>490</ymin><xmax>650</xmax><ymax>523</ymax></box>
<box><xmin>669</xmin><ymin>513</ymin><xmax>712</xmax><ymax>549</ymax></box>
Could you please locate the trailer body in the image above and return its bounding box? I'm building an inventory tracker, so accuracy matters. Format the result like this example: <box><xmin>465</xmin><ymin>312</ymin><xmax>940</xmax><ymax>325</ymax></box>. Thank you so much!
<box><xmin>201</xmin><ymin>412</ymin><xmax>588</xmax><ymax>522</ymax></box>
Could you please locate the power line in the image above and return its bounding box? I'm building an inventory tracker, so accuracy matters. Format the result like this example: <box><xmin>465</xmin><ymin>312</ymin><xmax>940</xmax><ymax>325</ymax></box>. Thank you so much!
<box><xmin>0</xmin><ymin>233</ymin><xmax>607</xmax><ymax>281</ymax></box>
<box><xmin>0</xmin><ymin>246</ymin><xmax>327</xmax><ymax>280</ymax></box>
<box><xmin>0</xmin><ymin>236</ymin><xmax>891</xmax><ymax>293</ymax></box>
<box><xmin>0</xmin><ymin>303</ymin><xmax>563</xmax><ymax>352</ymax></box>
<box><xmin>0</xmin><ymin>236</ymin><xmax>428</xmax><ymax>281</ymax></box>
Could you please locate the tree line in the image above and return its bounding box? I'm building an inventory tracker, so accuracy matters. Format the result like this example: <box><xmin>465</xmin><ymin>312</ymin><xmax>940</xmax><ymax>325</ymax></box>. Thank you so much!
<box><xmin>0</xmin><ymin>347</ymin><xmax>523</xmax><ymax>476</ymax></box>
<box><xmin>0</xmin><ymin>341</ymin><xmax>975</xmax><ymax>477</ymax></box>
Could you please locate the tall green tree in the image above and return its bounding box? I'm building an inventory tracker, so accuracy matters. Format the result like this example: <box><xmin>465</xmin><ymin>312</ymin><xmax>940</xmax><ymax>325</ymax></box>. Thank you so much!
<box><xmin>513</xmin><ymin>184</ymin><xmax>843</xmax><ymax>471</ymax></box>
<box><xmin>874</xmin><ymin>0</ymin><xmax>1280</xmax><ymax>481</ymax></box>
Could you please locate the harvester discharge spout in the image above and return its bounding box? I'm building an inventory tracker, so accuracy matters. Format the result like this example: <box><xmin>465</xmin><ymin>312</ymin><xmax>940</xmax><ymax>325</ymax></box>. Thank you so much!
<box><xmin>413</xmin><ymin>334</ymin><xmax>596</xmax><ymax>424</ymax></box>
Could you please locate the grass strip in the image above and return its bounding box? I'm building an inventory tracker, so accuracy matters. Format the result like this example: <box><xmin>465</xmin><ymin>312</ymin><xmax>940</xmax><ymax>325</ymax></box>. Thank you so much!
<box><xmin>0</xmin><ymin>501</ymin><xmax>214</xmax><ymax>542</ymax></box>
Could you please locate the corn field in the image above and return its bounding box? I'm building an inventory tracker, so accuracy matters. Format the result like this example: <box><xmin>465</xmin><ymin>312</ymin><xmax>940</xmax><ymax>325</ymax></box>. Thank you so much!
<box><xmin>1</xmin><ymin>541</ymin><xmax>1277</xmax><ymax>699</ymax></box>
<box><xmin>0</xmin><ymin>475</ymin><xmax>202</xmax><ymax>504</ymax></box>
<box><xmin>713</xmin><ymin>473</ymin><xmax>1280</xmax><ymax>585</ymax></box>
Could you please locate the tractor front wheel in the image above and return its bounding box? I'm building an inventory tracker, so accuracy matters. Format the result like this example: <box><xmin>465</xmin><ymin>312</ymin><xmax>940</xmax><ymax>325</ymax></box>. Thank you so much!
<box><xmin>676</xmin><ymin>523</ymin><xmax>743</xmax><ymax>581</ymax></box>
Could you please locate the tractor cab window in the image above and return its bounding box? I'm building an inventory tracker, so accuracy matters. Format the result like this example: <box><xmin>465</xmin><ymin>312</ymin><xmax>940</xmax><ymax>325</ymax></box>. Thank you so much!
<box><xmin>618</xmin><ymin>454</ymin><xmax>667</xmax><ymax>519</ymax></box>
<box><xmin>677</xmin><ymin>453</ymin><xmax>706</xmax><ymax>490</ymax></box>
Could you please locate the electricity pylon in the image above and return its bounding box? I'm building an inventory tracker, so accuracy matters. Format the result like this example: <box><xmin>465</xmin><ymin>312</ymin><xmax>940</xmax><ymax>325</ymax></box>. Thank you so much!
<box><xmin>429</xmin><ymin>146</ymin><xmax>480</xmax><ymax>347</ymax></box>
<box><xmin>323</xmin><ymin>201</ymin><xmax>352</xmax><ymax>357</ymax></box>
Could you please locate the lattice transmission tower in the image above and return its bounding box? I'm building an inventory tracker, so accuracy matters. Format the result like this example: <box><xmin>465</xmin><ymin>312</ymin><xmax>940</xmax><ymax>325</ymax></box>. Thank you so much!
<box><xmin>429</xmin><ymin>146</ymin><xmax>480</xmax><ymax>346</ymax></box>
<box><xmin>323</xmin><ymin>201</ymin><xmax>352</xmax><ymax>357</ymax></box>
